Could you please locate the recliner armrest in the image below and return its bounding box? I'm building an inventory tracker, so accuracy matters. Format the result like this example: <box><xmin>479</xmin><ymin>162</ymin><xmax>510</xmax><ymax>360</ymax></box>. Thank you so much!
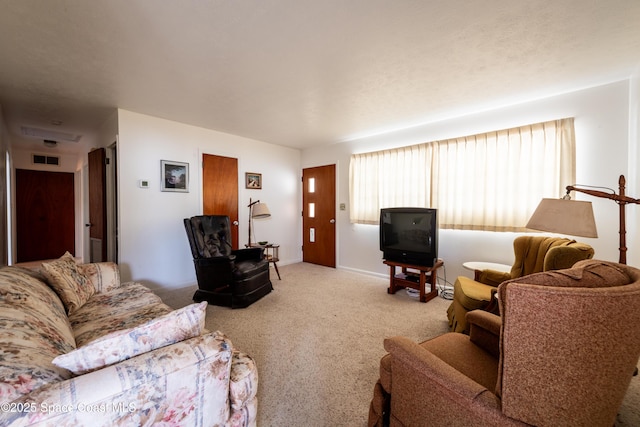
<box><xmin>467</xmin><ymin>310</ymin><xmax>501</xmax><ymax>358</ymax></box>
<box><xmin>382</xmin><ymin>336</ymin><xmax>500</xmax><ymax>423</ymax></box>
<box><xmin>195</xmin><ymin>255</ymin><xmax>237</xmax><ymax>265</ymax></box>
<box><xmin>232</xmin><ymin>247</ymin><xmax>264</xmax><ymax>261</ymax></box>
<box><xmin>477</xmin><ymin>269</ymin><xmax>511</xmax><ymax>287</ymax></box>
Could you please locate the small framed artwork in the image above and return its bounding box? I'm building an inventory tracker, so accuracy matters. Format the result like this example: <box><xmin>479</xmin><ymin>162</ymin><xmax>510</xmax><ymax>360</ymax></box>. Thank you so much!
<box><xmin>161</xmin><ymin>160</ymin><xmax>189</xmax><ymax>192</ymax></box>
<box><xmin>245</xmin><ymin>172</ymin><xmax>262</xmax><ymax>189</ymax></box>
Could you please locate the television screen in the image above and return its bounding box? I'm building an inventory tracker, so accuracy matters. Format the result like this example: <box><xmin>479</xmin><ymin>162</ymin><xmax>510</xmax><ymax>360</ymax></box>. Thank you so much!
<box><xmin>379</xmin><ymin>208</ymin><xmax>437</xmax><ymax>266</ymax></box>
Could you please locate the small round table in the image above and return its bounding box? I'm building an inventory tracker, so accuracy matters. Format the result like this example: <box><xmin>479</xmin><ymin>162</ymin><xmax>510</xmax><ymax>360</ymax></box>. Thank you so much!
<box><xmin>462</xmin><ymin>261</ymin><xmax>511</xmax><ymax>273</ymax></box>
<box><xmin>463</xmin><ymin>262</ymin><xmax>511</xmax><ymax>281</ymax></box>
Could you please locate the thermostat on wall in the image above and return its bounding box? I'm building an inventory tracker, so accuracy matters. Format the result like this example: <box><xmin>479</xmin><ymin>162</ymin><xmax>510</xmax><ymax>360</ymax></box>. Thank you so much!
<box><xmin>138</xmin><ymin>179</ymin><xmax>150</xmax><ymax>189</ymax></box>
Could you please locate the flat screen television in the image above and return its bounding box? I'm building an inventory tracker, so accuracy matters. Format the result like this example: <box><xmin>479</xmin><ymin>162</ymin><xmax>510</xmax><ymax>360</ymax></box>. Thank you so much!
<box><xmin>379</xmin><ymin>207</ymin><xmax>438</xmax><ymax>267</ymax></box>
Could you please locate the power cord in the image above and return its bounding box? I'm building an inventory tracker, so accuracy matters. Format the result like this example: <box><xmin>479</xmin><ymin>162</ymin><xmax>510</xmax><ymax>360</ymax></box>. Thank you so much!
<box><xmin>436</xmin><ymin>263</ymin><xmax>454</xmax><ymax>300</ymax></box>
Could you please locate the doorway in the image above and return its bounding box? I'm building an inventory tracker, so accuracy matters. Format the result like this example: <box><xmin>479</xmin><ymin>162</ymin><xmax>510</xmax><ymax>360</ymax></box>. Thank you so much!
<box><xmin>302</xmin><ymin>164</ymin><xmax>336</xmax><ymax>267</ymax></box>
<box><xmin>88</xmin><ymin>148</ymin><xmax>107</xmax><ymax>262</ymax></box>
<box><xmin>87</xmin><ymin>144</ymin><xmax>118</xmax><ymax>263</ymax></box>
<box><xmin>15</xmin><ymin>169</ymin><xmax>75</xmax><ymax>262</ymax></box>
<box><xmin>202</xmin><ymin>153</ymin><xmax>240</xmax><ymax>249</ymax></box>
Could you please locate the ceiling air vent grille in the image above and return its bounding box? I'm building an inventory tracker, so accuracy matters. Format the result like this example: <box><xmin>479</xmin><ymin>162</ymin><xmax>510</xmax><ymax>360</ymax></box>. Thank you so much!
<box><xmin>32</xmin><ymin>154</ymin><xmax>60</xmax><ymax>166</ymax></box>
<box><xmin>21</xmin><ymin>126</ymin><xmax>81</xmax><ymax>143</ymax></box>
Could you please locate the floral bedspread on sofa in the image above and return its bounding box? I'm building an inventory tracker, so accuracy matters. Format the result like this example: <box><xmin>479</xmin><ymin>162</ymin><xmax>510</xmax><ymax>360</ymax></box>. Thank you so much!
<box><xmin>0</xmin><ymin>254</ymin><xmax>257</xmax><ymax>426</ymax></box>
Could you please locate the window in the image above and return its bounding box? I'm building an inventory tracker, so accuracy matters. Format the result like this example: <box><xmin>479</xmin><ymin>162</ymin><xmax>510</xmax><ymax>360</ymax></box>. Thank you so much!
<box><xmin>349</xmin><ymin>118</ymin><xmax>575</xmax><ymax>231</ymax></box>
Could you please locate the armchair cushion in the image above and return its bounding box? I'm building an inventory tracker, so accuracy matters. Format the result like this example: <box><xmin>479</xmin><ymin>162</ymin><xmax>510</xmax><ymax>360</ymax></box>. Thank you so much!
<box><xmin>53</xmin><ymin>302</ymin><xmax>207</xmax><ymax>374</ymax></box>
<box><xmin>233</xmin><ymin>257</ymin><xmax>269</xmax><ymax>280</ymax></box>
<box><xmin>188</xmin><ymin>215</ymin><xmax>233</xmax><ymax>258</ymax></box>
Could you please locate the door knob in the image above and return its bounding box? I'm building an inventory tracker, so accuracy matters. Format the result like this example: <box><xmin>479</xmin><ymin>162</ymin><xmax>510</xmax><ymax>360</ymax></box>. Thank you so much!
<box><xmin>233</xmin><ymin>220</ymin><xmax>239</xmax><ymax>226</ymax></box>
<box><xmin>330</xmin><ymin>219</ymin><xmax>336</xmax><ymax>223</ymax></box>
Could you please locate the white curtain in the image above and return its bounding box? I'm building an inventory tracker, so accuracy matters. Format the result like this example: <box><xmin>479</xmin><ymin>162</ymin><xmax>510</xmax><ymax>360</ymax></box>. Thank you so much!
<box><xmin>349</xmin><ymin>144</ymin><xmax>433</xmax><ymax>224</ymax></box>
<box><xmin>349</xmin><ymin>118</ymin><xmax>575</xmax><ymax>231</ymax></box>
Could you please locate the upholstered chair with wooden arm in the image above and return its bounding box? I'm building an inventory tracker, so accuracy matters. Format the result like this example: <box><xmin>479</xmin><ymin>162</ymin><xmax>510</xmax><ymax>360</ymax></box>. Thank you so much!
<box><xmin>447</xmin><ymin>235</ymin><xmax>594</xmax><ymax>333</ymax></box>
<box><xmin>369</xmin><ymin>260</ymin><xmax>640</xmax><ymax>427</ymax></box>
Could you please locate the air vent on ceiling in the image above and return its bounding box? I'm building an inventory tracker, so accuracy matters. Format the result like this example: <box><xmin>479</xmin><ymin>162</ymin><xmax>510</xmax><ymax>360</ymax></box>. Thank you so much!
<box><xmin>32</xmin><ymin>154</ymin><xmax>60</xmax><ymax>166</ymax></box>
<box><xmin>21</xmin><ymin>126</ymin><xmax>82</xmax><ymax>143</ymax></box>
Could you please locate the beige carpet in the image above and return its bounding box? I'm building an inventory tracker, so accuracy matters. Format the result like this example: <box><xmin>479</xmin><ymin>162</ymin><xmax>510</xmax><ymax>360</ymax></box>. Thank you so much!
<box><xmin>159</xmin><ymin>262</ymin><xmax>640</xmax><ymax>427</ymax></box>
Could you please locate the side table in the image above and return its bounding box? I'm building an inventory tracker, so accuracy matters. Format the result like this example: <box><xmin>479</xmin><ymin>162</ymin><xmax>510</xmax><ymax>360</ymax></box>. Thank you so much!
<box><xmin>462</xmin><ymin>261</ymin><xmax>511</xmax><ymax>281</ymax></box>
<box><xmin>384</xmin><ymin>259</ymin><xmax>444</xmax><ymax>303</ymax></box>
<box><xmin>248</xmin><ymin>243</ymin><xmax>281</xmax><ymax>280</ymax></box>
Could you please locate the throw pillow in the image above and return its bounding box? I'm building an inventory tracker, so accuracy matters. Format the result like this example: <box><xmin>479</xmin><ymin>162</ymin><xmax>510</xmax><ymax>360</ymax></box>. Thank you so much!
<box><xmin>41</xmin><ymin>252</ymin><xmax>94</xmax><ymax>314</ymax></box>
<box><xmin>78</xmin><ymin>262</ymin><xmax>121</xmax><ymax>293</ymax></box>
<box><xmin>52</xmin><ymin>301</ymin><xmax>208</xmax><ymax>375</ymax></box>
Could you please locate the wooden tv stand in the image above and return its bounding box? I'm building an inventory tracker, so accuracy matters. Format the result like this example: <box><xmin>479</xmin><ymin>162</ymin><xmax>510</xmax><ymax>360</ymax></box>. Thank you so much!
<box><xmin>384</xmin><ymin>259</ymin><xmax>444</xmax><ymax>303</ymax></box>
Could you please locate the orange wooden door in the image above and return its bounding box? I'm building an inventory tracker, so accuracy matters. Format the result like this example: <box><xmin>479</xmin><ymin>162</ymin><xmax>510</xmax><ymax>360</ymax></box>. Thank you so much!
<box><xmin>202</xmin><ymin>154</ymin><xmax>239</xmax><ymax>249</ymax></box>
<box><xmin>302</xmin><ymin>164</ymin><xmax>336</xmax><ymax>267</ymax></box>
<box><xmin>16</xmin><ymin>169</ymin><xmax>75</xmax><ymax>262</ymax></box>
<box><xmin>88</xmin><ymin>148</ymin><xmax>107</xmax><ymax>262</ymax></box>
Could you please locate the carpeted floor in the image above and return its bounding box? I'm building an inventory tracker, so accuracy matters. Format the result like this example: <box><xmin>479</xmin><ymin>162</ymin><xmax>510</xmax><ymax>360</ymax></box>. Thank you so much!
<box><xmin>158</xmin><ymin>262</ymin><xmax>640</xmax><ymax>427</ymax></box>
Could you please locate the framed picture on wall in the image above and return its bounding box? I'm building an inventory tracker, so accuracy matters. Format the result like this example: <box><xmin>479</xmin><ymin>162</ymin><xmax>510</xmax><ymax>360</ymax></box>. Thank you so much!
<box><xmin>161</xmin><ymin>160</ymin><xmax>189</xmax><ymax>192</ymax></box>
<box><xmin>245</xmin><ymin>172</ymin><xmax>262</xmax><ymax>189</ymax></box>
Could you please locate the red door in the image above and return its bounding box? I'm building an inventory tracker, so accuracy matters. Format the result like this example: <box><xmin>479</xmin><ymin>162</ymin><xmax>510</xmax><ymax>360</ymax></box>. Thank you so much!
<box><xmin>302</xmin><ymin>164</ymin><xmax>336</xmax><ymax>267</ymax></box>
<box><xmin>16</xmin><ymin>169</ymin><xmax>75</xmax><ymax>262</ymax></box>
<box><xmin>202</xmin><ymin>154</ymin><xmax>240</xmax><ymax>249</ymax></box>
<box><xmin>88</xmin><ymin>148</ymin><xmax>107</xmax><ymax>262</ymax></box>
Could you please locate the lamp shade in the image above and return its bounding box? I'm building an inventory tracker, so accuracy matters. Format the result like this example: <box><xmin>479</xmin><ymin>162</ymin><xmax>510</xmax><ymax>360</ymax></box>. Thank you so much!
<box><xmin>526</xmin><ymin>198</ymin><xmax>598</xmax><ymax>238</ymax></box>
<box><xmin>252</xmin><ymin>202</ymin><xmax>271</xmax><ymax>218</ymax></box>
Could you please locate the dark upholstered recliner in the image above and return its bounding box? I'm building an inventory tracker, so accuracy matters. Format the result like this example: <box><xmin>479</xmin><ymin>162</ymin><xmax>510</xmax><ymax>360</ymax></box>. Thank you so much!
<box><xmin>370</xmin><ymin>260</ymin><xmax>640</xmax><ymax>427</ymax></box>
<box><xmin>447</xmin><ymin>235</ymin><xmax>594</xmax><ymax>333</ymax></box>
<box><xmin>184</xmin><ymin>215</ymin><xmax>273</xmax><ymax>308</ymax></box>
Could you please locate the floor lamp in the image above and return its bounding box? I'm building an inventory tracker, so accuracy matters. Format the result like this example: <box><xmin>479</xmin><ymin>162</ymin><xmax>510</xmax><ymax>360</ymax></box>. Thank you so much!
<box><xmin>247</xmin><ymin>198</ymin><xmax>271</xmax><ymax>247</ymax></box>
<box><xmin>526</xmin><ymin>175</ymin><xmax>640</xmax><ymax>264</ymax></box>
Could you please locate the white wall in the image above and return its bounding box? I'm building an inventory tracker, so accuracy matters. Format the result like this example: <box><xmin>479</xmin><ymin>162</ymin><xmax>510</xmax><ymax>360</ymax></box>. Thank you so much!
<box><xmin>629</xmin><ymin>69</ymin><xmax>640</xmax><ymax>267</ymax></box>
<box><xmin>116</xmin><ymin>110</ymin><xmax>302</xmax><ymax>291</ymax></box>
<box><xmin>302</xmin><ymin>80</ymin><xmax>636</xmax><ymax>283</ymax></box>
<box><xmin>0</xmin><ymin>105</ymin><xmax>8</xmax><ymax>266</ymax></box>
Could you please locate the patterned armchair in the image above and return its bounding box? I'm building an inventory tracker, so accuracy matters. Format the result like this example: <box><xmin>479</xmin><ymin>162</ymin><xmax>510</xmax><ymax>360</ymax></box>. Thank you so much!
<box><xmin>447</xmin><ymin>235</ymin><xmax>594</xmax><ymax>333</ymax></box>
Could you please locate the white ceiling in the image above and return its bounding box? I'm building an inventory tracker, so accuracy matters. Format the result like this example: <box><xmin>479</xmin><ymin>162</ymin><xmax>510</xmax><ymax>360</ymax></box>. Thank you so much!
<box><xmin>1</xmin><ymin>0</ymin><xmax>639</xmax><ymax>154</ymax></box>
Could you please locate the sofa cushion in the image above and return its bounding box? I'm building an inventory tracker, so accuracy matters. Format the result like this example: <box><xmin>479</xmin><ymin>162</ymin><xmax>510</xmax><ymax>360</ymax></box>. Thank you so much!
<box><xmin>70</xmin><ymin>281</ymin><xmax>174</xmax><ymax>347</ymax></box>
<box><xmin>41</xmin><ymin>252</ymin><xmax>94</xmax><ymax>314</ymax></box>
<box><xmin>0</xmin><ymin>267</ymin><xmax>76</xmax><ymax>404</ymax></box>
<box><xmin>53</xmin><ymin>302</ymin><xmax>207</xmax><ymax>374</ymax></box>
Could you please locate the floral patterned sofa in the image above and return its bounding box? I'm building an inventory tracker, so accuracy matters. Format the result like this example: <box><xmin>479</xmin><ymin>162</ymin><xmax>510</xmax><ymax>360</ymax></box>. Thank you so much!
<box><xmin>0</xmin><ymin>253</ymin><xmax>258</xmax><ymax>426</ymax></box>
